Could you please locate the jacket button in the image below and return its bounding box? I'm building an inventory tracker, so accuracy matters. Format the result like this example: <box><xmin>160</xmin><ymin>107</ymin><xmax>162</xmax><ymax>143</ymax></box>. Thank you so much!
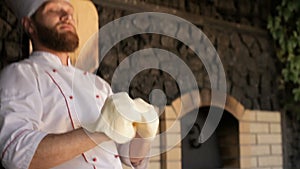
<box><xmin>92</xmin><ymin>157</ymin><xmax>97</xmax><ymax>162</ymax></box>
<box><xmin>69</xmin><ymin>96</ymin><xmax>73</xmax><ymax>99</ymax></box>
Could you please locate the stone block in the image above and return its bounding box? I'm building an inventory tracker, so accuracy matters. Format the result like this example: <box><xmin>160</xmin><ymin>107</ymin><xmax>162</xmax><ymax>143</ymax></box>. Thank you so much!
<box><xmin>166</xmin><ymin>133</ymin><xmax>181</xmax><ymax>149</ymax></box>
<box><xmin>270</xmin><ymin>123</ymin><xmax>281</xmax><ymax>133</ymax></box>
<box><xmin>171</xmin><ymin>97</ymin><xmax>182</xmax><ymax>117</ymax></box>
<box><xmin>240</xmin><ymin>122</ymin><xmax>269</xmax><ymax>133</ymax></box>
<box><xmin>258</xmin><ymin>156</ymin><xmax>282</xmax><ymax>167</ymax></box>
<box><xmin>165</xmin><ymin>120</ymin><xmax>181</xmax><ymax>133</ymax></box>
<box><xmin>240</xmin><ymin>145</ymin><xmax>270</xmax><ymax>156</ymax></box>
<box><xmin>151</xmin><ymin>137</ymin><xmax>161</xmax><ymax>148</ymax></box>
<box><xmin>166</xmin><ymin>161</ymin><xmax>181</xmax><ymax>169</ymax></box>
<box><xmin>166</xmin><ymin>147</ymin><xmax>181</xmax><ymax>161</ymax></box>
<box><xmin>271</xmin><ymin>145</ymin><xmax>282</xmax><ymax>155</ymax></box>
<box><xmin>239</xmin><ymin>134</ymin><xmax>257</xmax><ymax>145</ymax></box>
<box><xmin>241</xmin><ymin>109</ymin><xmax>256</xmax><ymax>122</ymax></box>
<box><xmin>256</xmin><ymin>111</ymin><xmax>281</xmax><ymax>123</ymax></box>
<box><xmin>164</xmin><ymin>106</ymin><xmax>178</xmax><ymax>120</ymax></box>
<box><xmin>150</xmin><ymin>154</ymin><xmax>161</xmax><ymax>161</ymax></box>
<box><xmin>257</xmin><ymin>134</ymin><xmax>282</xmax><ymax>144</ymax></box>
<box><xmin>148</xmin><ymin>161</ymin><xmax>161</xmax><ymax>169</ymax></box>
<box><xmin>240</xmin><ymin>157</ymin><xmax>258</xmax><ymax>168</ymax></box>
<box><xmin>180</xmin><ymin>92</ymin><xmax>198</xmax><ymax>117</ymax></box>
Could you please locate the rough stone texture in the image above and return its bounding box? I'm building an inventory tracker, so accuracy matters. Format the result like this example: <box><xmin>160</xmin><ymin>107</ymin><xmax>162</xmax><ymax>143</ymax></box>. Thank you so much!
<box><xmin>0</xmin><ymin>0</ymin><xmax>297</xmax><ymax>168</ymax></box>
<box><xmin>93</xmin><ymin>1</ymin><xmax>295</xmax><ymax>168</ymax></box>
<box><xmin>283</xmin><ymin>112</ymin><xmax>300</xmax><ymax>169</ymax></box>
<box><xmin>0</xmin><ymin>1</ymin><xmax>29</xmax><ymax>70</ymax></box>
<box><xmin>122</xmin><ymin>0</ymin><xmax>274</xmax><ymax>29</ymax></box>
<box><xmin>96</xmin><ymin>5</ymin><xmax>279</xmax><ymax>111</ymax></box>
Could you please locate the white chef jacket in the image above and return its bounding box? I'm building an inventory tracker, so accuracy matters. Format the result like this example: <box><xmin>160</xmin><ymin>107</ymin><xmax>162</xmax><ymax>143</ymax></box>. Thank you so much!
<box><xmin>0</xmin><ymin>52</ymin><xmax>148</xmax><ymax>169</ymax></box>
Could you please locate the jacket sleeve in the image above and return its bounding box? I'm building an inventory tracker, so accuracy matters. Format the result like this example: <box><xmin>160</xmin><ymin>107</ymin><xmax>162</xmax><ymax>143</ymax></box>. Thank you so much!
<box><xmin>0</xmin><ymin>63</ymin><xmax>47</xmax><ymax>169</ymax></box>
<box><xmin>95</xmin><ymin>76</ymin><xmax>150</xmax><ymax>169</ymax></box>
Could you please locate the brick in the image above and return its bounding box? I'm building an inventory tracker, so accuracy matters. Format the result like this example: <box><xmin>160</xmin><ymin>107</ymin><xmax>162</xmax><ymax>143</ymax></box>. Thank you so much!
<box><xmin>148</xmin><ymin>161</ymin><xmax>161</xmax><ymax>169</ymax></box>
<box><xmin>151</xmin><ymin>137</ymin><xmax>161</xmax><ymax>147</ymax></box>
<box><xmin>271</xmin><ymin>145</ymin><xmax>282</xmax><ymax>155</ymax></box>
<box><xmin>150</xmin><ymin>154</ymin><xmax>161</xmax><ymax>161</ymax></box>
<box><xmin>166</xmin><ymin>161</ymin><xmax>181</xmax><ymax>169</ymax></box>
<box><xmin>171</xmin><ymin>97</ymin><xmax>182</xmax><ymax>117</ymax></box>
<box><xmin>165</xmin><ymin>120</ymin><xmax>181</xmax><ymax>133</ymax></box>
<box><xmin>240</xmin><ymin>122</ymin><xmax>269</xmax><ymax>133</ymax></box>
<box><xmin>240</xmin><ymin>122</ymin><xmax>250</xmax><ymax>133</ymax></box>
<box><xmin>271</xmin><ymin>167</ymin><xmax>283</xmax><ymax>169</ymax></box>
<box><xmin>258</xmin><ymin>156</ymin><xmax>282</xmax><ymax>167</ymax></box>
<box><xmin>164</xmin><ymin>106</ymin><xmax>178</xmax><ymax>120</ymax></box>
<box><xmin>166</xmin><ymin>147</ymin><xmax>181</xmax><ymax>160</ymax></box>
<box><xmin>225</xmin><ymin>95</ymin><xmax>240</xmax><ymax>118</ymax></box>
<box><xmin>234</xmin><ymin>102</ymin><xmax>246</xmax><ymax>120</ymax></box>
<box><xmin>240</xmin><ymin>145</ymin><xmax>270</xmax><ymax>156</ymax></box>
<box><xmin>166</xmin><ymin>133</ymin><xmax>181</xmax><ymax>148</ymax></box>
<box><xmin>257</xmin><ymin>134</ymin><xmax>282</xmax><ymax>144</ymax></box>
<box><xmin>270</xmin><ymin>123</ymin><xmax>281</xmax><ymax>133</ymax></box>
<box><xmin>240</xmin><ymin>134</ymin><xmax>257</xmax><ymax>145</ymax></box>
<box><xmin>256</xmin><ymin>111</ymin><xmax>280</xmax><ymax>122</ymax></box>
<box><xmin>190</xmin><ymin>90</ymin><xmax>201</xmax><ymax>108</ymax></box>
<box><xmin>241</xmin><ymin>109</ymin><xmax>256</xmax><ymax>121</ymax></box>
<box><xmin>240</xmin><ymin>157</ymin><xmax>258</xmax><ymax>168</ymax></box>
<box><xmin>181</xmin><ymin>92</ymin><xmax>198</xmax><ymax>117</ymax></box>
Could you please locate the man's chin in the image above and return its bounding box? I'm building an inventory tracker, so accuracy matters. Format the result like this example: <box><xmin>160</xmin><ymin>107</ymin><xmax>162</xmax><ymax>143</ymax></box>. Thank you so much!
<box><xmin>59</xmin><ymin>28</ymin><xmax>76</xmax><ymax>34</ymax></box>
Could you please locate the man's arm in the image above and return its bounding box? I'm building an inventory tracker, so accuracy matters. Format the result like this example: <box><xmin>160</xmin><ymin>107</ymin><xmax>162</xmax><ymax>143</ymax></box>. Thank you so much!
<box><xmin>29</xmin><ymin>128</ymin><xmax>109</xmax><ymax>169</ymax></box>
<box><xmin>129</xmin><ymin>134</ymin><xmax>151</xmax><ymax>167</ymax></box>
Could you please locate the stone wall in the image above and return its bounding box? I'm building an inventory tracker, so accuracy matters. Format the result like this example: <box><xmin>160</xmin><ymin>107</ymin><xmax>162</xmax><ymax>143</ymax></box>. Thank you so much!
<box><xmin>93</xmin><ymin>0</ymin><xmax>293</xmax><ymax>168</ymax></box>
<box><xmin>96</xmin><ymin>1</ymin><xmax>279</xmax><ymax>110</ymax></box>
<box><xmin>0</xmin><ymin>0</ymin><xmax>298</xmax><ymax>168</ymax></box>
<box><xmin>123</xmin><ymin>0</ymin><xmax>273</xmax><ymax>28</ymax></box>
<box><xmin>0</xmin><ymin>0</ymin><xmax>28</xmax><ymax>70</ymax></box>
<box><xmin>283</xmin><ymin>112</ymin><xmax>300</xmax><ymax>169</ymax></box>
<box><xmin>160</xmin><ymin>92</ymin><xmax>283</xmax><ymax>169</ymax></box>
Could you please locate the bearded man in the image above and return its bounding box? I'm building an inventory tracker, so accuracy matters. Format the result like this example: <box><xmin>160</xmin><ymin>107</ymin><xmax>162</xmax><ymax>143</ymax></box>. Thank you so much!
<box><xmin>0</xmin><ymin>0</ymin><xmax>158</xmax><ymax>169</ymax></box>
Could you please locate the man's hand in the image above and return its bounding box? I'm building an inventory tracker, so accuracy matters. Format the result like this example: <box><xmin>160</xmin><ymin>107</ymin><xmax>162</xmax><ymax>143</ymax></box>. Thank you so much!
<box><xmin>132</xmin><ymin>98</ymin><xmax>159</xmax><ymax>140</ymax></box>
<box><xmin>83</xmin><ymin>92</ymin><xmax>159</xmax><ymax>145</ymax></box>
<box><xmin>83</xmin><ymin>93</ymin><xmax>137</xmax><ymax>144</ymax></box>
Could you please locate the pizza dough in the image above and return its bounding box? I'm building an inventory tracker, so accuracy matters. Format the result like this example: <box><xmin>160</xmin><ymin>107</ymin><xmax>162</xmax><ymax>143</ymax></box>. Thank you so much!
<box><xmin>84</xmin><ymin>92</ymin><xmax>159</xmax><ymax>144</ymax></box>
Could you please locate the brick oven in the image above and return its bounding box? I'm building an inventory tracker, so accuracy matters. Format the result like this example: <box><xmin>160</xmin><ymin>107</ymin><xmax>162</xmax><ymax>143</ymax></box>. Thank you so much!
<box><xmin>152</xmin><ymin>90</ymin><xmax>283</xmax><ymax>169</ymax></box>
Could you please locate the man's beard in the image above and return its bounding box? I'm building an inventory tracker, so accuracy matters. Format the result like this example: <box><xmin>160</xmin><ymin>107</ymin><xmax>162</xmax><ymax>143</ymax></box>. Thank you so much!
<box><xmin>33</xmin><ymin>20</ymin><xmax>79</xmax><ymax>52</ymax></box>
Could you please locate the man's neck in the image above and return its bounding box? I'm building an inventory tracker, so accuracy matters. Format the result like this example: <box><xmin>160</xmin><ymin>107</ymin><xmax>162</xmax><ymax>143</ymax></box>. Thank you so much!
<box><xmin>34</xmin><ymin>46</ymin><xmax>69</xmax><ymax>66</ymax></box>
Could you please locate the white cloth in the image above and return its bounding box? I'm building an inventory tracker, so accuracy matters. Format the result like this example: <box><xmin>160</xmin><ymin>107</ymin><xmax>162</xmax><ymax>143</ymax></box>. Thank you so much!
<box><xmin>0</xmin><ymin>51</ymin><xmax>148</xmax><ymax>169</ymax></box>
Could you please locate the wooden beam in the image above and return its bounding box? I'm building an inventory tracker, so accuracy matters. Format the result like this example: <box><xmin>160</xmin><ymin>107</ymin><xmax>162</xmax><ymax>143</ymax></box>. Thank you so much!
<box><xmin>93</xmin><ymin>0</ymin><xmax>269</xmax><ymax>37</ymax></box>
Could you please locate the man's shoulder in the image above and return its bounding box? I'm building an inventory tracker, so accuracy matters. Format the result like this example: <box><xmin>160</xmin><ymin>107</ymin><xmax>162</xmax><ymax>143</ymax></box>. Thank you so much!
<box><xmin>1</xmin><ymin>58</ymin><xmax>35</xmax><ymax>74</ymax></box>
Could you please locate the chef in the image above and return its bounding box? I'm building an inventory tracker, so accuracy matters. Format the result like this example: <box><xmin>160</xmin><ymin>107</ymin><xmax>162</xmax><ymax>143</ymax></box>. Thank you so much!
<box><xmin>0</xmin><ymin>0</ymin><xmax>159</xmax><ymax>168</ymax></box>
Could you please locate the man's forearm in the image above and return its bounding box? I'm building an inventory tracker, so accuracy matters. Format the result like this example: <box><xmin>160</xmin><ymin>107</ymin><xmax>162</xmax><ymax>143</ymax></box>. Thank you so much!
<box><xmin>29</xmin><ymin>128</ymin><xmax>109</xmax><ymax>169</ymax></box>
<box><xmin>129</xmin><ymin>134</ymin><xmax>151</xmax><ymax>167</ymax></box>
